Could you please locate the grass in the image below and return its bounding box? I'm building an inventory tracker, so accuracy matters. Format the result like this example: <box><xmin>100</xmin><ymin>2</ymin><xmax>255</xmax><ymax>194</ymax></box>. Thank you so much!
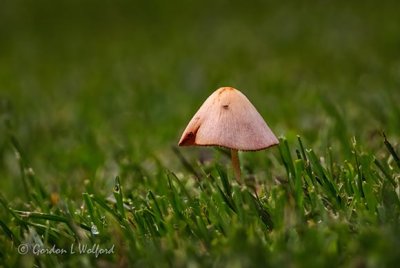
<box><xmin>1</xmin><ymin>1</ymin><xmax>400</xmax><ymax>267</ymax></box>
<box><xmin>1</xmin><ymin>134</ymin><xmax>399</xmax><ymax>267</ymax></box>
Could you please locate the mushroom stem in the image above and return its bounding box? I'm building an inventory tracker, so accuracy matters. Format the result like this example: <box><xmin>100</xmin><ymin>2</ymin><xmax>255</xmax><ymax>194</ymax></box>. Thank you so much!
<box><xmin>231</xmin><ymin>149</ymin><xmax>241</xmax><ymax>183</ymax></box>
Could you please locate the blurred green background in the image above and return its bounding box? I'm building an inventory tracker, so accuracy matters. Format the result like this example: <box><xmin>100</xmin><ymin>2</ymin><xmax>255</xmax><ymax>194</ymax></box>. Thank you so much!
<box><xmin>1</xmin><ymin>1</ymin><xmax>400</xmax><ymax>267</ymax></box>
<box><xmin>1</xmin><ymin>0</ymin><xmax>399</xmax><ymax>203</ymax></box>
<box><xmin>0</xmin><ymin>0</ymin><xmax>400</xmax><ymax>195</ymax></box>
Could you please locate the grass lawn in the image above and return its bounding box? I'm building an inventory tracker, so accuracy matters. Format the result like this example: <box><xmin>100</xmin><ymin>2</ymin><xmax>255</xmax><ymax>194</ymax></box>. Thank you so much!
<box><xmin>1</xmin><ymin>1</ymin><xmax>399</xmax><ymax>267</ymax></box>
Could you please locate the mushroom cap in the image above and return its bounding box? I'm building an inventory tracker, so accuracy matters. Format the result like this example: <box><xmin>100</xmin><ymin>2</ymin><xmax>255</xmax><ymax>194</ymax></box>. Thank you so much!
<box><xmin>178</xmin><ymin>87</ymin><xmax>279</xmax><ymax>151</ymax></box>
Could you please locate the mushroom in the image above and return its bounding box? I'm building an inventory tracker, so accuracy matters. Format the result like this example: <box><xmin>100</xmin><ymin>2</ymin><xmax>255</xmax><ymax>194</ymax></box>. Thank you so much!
<box><xmin>178</xmin><ymin>87</ymin><xmax>279</xmax><ymax>182</ymax></box>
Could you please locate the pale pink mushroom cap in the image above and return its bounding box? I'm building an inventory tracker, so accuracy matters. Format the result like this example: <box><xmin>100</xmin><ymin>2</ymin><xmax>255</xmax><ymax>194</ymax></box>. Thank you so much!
<box><xmin>178</xmin><ymin>87</ymin><xmax>279</xmax><ymax>151</ymax></box>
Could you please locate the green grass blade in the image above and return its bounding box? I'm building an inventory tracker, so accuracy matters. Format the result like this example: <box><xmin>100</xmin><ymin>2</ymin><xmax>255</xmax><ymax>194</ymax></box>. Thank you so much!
<box><xmin>216</xmin><ymin>164</ymin><xmax>232</xmax><ymax>197</ymax></box>
<box><xmin>9</xmin><ymin>134</ymin><xmax>48</xmax><ymax>205</ymax></box>
<box><xmin>172</xmin><ymin>146</ymin><xmax>200</xmax><ymax>180</ymax></box>
<box><xmin>114</xmin><ymin>176</ymin><xmax>126</xmax><ymax>219</ymax></box>
<box><xmin>383</xmin><ymin>133</ymin><xmax>400</xmax><ymax>170</ymax></box>
<box><xmin>0</xmin><ymin>219</ymin><xmax>19</xmax><ymax>244</ymax></box>
<box><xmin>278</xmin><ymin>137</ymin><xmax>296</xmax><ymax>178</ymax></box>
<box><xmin>307</xmin><ymin>149</ymin><xmax>341</xmax><ymax>207</ymax></box>
<box><xmin>374</xmin><ymin>159</ymin><xmax>396</xmax><ymax>187</ymax></box>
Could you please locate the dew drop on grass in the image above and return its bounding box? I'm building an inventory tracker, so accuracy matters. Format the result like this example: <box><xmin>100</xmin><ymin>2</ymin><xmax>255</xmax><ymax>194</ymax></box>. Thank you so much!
<box><xmin>91</xmin><ymin>222</ymin><xmax>99</xmax><ymax>235</ymax></box>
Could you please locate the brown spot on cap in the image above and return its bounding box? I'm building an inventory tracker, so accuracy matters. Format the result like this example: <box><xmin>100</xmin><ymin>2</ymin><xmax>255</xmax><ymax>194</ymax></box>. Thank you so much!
<box><xmin>179</xmin><ymin>132</ymin><xmax>196</xmax><ymax>146</ymax></box>
<box><xmin>218</xmin><ymin>87</ymin><xmax>234</xmax><ymax>95</ymax></box>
